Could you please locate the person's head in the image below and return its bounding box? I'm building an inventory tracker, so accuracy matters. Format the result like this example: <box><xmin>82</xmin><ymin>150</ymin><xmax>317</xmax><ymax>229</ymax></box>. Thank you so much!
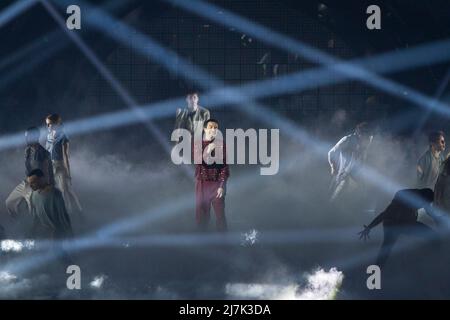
<box><xmin>355</xmin><ymin>122</ymin><xmax>370</xmax><ymax>137</ymax></box>
<box><xmin>25</xmin><ymin>126</ymin><xmax>41</xmax><ymax>145</ymax></box>
<box><xmin>355</xmin><ymin>122</ymin><xmax>372</xmax><ymax>145</ymax></box>
<box><xmin>204</xmin><ymin>118</ymin><xmax>219</xmax><ymax>140</ymax></box>
<box><xmin>186</xmin><ymin>91</ymin><xmax>199</xmax><ymax>108</ymax></box>
<box><xmin>45</xmin><ymin>113</ymin><xmax>62</xmax><ymax>132</ymax></box>
<box><xmin>429</xmin><ymin>131</ymin><xmax>445</xmax><ymax>152</ymax></box>
<box><xmin>27</xmin><ymin>169</ymin><xmax>45</xmax><ymax>191</ymax></box>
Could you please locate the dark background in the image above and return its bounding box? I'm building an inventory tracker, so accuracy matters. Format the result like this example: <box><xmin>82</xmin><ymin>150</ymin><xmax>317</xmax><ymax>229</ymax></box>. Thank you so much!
<box><xmin>1</xmin><ymin>0</ymin><xmax>449</xmax><ymax>137</ymax></box>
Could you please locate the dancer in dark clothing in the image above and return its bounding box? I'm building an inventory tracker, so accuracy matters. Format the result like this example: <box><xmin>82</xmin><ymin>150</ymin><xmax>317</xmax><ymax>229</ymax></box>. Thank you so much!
<box><xmin>359</xmin><ymin>188</ymin><xmax>438</xmax><ymax>267</ymax></box>
<box><xmin>5</xmin><ymin>127</ymin><xmax>54</xmax><ymax>217</ymax></box>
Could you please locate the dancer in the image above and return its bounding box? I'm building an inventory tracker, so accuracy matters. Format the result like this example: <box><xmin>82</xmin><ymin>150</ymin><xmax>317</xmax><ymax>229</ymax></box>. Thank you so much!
<box><xmin>174</xmin><ymin>91</ymin><xmax>210</xmax><ymax>137</ymax></box>
<box><xmin>359</xmin><ymin>188</ymin><xmax>438</xmax><ymax>267</ymax></box>
<box><xmin>328</xmin><ymin>122</ymin><xmax>373</xmax><ymax>201</ymax></box>
<box><xmin>5</xmin><ymin>127</ymin><xmax>53</xmax><ymax>217</ymax></box>
<box><xmin>194</xmin><ymin>119</ymin><xmax>229</xmax><ymax>231</ymax></box>
<box><xmin>27</xmin><ymin>169</ymin><xmax>73</xmax><ymax>239</ymax></box>
<box><xmin>417</xmin><ymin>131</ymin><xmax>445</xmax><ymax>189</ymax></box>
<box><xmin>433</xmin><ymin>158</ymin><xmax>450</xmax><ymax>226</ymax></box>
<box><xmin>45</xmin><ymin>114</ymin><xmax>83</xmax><ymax>216</ymax></box>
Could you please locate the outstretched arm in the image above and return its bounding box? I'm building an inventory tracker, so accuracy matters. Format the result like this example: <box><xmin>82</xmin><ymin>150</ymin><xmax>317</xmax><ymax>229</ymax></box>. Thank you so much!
<box><xmin>358</xmin><ymin>225</ymin><xmax>371</xmax><ymax>241</ymax></box>
<box><xmin>358</xmin><ymin>209</ymin><xmax>387</xmax><ymax>240</ymax></box>
<box><xmin>367</xmin><ymin>209</ymin><xmax>387</xmax><ymax>229</ymax></box>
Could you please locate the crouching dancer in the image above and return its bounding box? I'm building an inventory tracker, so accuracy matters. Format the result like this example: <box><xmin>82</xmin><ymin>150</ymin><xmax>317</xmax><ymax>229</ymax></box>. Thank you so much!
<box><xmin>6</xmin><ymin>127</ymin><xmax>53</xmax><ymax>217</ymax></box>
<box><xmin>27</xmin><ymin>169</ymin><xmax>73</xmax><ymax>240</ymax></box>
<box><xmin>359</xmin><ymin>188</ymin><xmax>439</xmax><ymax>267</ymax></box>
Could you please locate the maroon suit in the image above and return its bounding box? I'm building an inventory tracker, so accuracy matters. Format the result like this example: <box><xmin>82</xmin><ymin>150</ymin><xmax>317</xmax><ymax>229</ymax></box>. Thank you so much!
<box><xmin>194</xmin><ymin>138</ymin><xmax>230</xmax><ymax>231</ymax></box>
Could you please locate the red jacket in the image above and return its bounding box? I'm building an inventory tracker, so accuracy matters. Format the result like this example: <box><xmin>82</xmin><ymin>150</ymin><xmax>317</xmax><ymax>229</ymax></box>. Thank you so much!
<box><xmin>194</xmin><ymin>139</ymin><xmax>230</xmax><ymax>188</ymax></box>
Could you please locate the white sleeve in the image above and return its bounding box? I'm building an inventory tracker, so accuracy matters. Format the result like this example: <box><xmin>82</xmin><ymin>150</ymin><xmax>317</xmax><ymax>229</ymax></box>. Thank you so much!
<box><xmin>328</xmin><ymin>136</ymin><xmax>348</xmax><ymax>167</ymax></box>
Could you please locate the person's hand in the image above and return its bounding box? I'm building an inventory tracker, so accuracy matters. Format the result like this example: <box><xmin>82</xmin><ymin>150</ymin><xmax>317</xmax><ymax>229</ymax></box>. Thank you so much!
<box><xmin>216</xmin><ymin>187</ymin><xmax>224</xmax><ymax>198</ymax></box>
<box><xmin>330</xmin><ymin>166</ymin><xmax>335</xmax><ymax>176</ymax></box>
<box><xmin>206</xmin><ymin>143</ymin><xmax>216</xmax><ymax>155</ymax></box>
<box><xmin>204</xmin><ymin>143</ymin><xmax>216</xmax><ymax>164</ymax></box>
<box><xmin>358</xmin><ymin>225</ymin><xmax>371</xmax><ymax>241</ymax></box>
